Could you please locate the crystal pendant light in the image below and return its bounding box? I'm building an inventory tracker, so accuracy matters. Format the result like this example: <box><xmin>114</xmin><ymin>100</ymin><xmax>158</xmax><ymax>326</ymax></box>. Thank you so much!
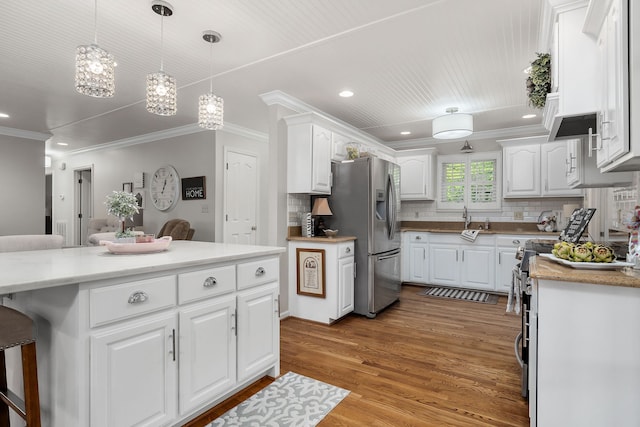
<box><xmin>198</xmin><ymin>30</ymin><xmax>224</xmax><ymax>130</ymax></box>
<box><xmin>146</xmin><ymin>1</ymin><xmax>176</xmax><ymax>116</ymax></box>
<box><xmin>75</xmin><ymin>0</ymin><xmax>115</xmax><ymax>98</ymax></box>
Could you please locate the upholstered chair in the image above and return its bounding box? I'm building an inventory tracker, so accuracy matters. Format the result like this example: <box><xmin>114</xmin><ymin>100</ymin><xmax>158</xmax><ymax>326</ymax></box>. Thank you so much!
<box><xmin>157</xmin><ymin>219</ymin><xmax>194</xmax><ymax>240</ymax></box>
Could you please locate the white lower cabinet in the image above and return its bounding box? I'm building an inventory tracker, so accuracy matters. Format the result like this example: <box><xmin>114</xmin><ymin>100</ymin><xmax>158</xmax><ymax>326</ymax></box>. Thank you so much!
<box><xmin>288</xmin><ymin>239</ymin><xmax>355</xmax><ymax>324</ymax></box>
<box><xmin>91</xmin><ymin>312</ymin><xmax>178</xmax><ymax>427</ymax></box>
<box><xmin>429</xmin><ymin>234</ymin><xmax>496</xmax><ymax>291</ymax></box>
<box><xmin>405</xmin><ymin>233</ymin><xmax>429</xmax><ymax>283</ymax></box>
<box><xmin>237</xmin><ymin>282</ymin><xmax>279</xmax><ymax>381</ymax></box>
<box><xmin>495</xmin><ymin>236</ymin><xmax>529</xmax><ymax>293</ymax></box>
<box><xmin>178</xmin><ymin>294</ymin><xmax>236</xmax><ymax>415</ymax></box>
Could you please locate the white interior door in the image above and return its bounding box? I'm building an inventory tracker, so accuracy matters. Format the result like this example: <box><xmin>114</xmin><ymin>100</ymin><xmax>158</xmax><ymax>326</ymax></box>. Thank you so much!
<box><xmin>224</xmin><ymin>149</ymin><xmax>258</xmax><ymax>245</ymax></box>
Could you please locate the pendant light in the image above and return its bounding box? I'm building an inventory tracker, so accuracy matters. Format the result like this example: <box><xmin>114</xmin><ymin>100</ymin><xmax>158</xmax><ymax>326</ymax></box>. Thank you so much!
<box><xmin>460</xmin><ymin>140</ymin><xmax>474</xmax><ymax>153</ymax></box>
<box><xmin>146</xmin><ymin>0</ymin><xmax>176</xmax><ymax>116</ymax></box>
<box><xmin>198</xmin><ymin>30</ymin><xmax>224</xmax><ymax>130</ymax></box>
<box><xmin>432</xmin><ymin>107</ymin><xmax>473</xmax><ymax>139</ymax></box>
<box><xmin>75</xmin><ymin>0</ymin><xmax>115</xmax><ymax>98</ymax></box>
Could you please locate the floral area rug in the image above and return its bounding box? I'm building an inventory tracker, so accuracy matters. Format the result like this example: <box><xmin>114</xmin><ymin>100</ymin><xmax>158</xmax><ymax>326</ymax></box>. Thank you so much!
<box><xmin>209</xmin><ymin>371</ymin><xmax>349</xmax><ymax>427</ymax></box>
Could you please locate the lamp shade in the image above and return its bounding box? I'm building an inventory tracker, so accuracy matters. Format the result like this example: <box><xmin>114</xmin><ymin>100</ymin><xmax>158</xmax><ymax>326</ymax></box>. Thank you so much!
<box><xmin>311</xmin><ymin>198</ymin><xmax>333</xmax><ymax>216</ymax></box>
<box><xmin>432</xmin><ymin>111</ymin><xmax>473</xmax><ymax>139</ymax></box>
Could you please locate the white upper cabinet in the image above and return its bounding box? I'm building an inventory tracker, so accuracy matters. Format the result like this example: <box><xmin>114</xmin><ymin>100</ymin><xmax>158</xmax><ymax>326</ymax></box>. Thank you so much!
<box><xmin>501</xmin><ymin>136</ymin><xmax>582</xmax><ymax>198</ymax></box>
<box><xmin>595</xmin><ymin>0</ymin><xmax>631</xmax><ymax>170</ymax></box>
<box><xmin>331</xmin><ymin>132</ymin><xmax>350</xmax><ymax>162</ymax></box>
<box><xmin>396</xmin><ymin>149</ymin><xmax>436</xmax><ymax>201</ymax></box>
<box><xmin>546</xmin><ymin>4</ymin><xmax>601</xmax><ymax>141</ymax></box>
<box><xmin>286</xmin><ymin>115</ymin><xmax>332</xmax><ymax>194</ymax></box>
<box><xmin>540</xmin><ymin>142</ymin><xmax>583</xmax><ymax>196</ymax></box>
<box><xmin>565</xmin><ymin>138</ymin><xmax>633</xmax><ymax>188</ymax></box>
<box><xmin>503</xmin><ymin>143</ymin><xmax>541</xmax><ymax>197</ymax></box>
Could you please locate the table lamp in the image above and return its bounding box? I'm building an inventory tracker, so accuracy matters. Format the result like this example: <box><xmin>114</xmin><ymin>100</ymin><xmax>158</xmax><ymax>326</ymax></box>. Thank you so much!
<box><xmin>311</xmin><ymin>198</ymin><xmax>333</xmax><ymax>236</ymax></box>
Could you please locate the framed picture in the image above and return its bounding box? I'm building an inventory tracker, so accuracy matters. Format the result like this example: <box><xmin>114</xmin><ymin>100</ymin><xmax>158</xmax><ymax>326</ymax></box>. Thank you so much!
<box><xmin>181</xmin><ymin>176</ymin><xmax>206</xmax><ymax>200</ymax></box>
<box><xmin>122</xmin><ymin>182</ymin><xmax>133</xmax><ymax>193</ymax></box>
<box><xmin>296</xmin><ymin>248</ymin><xmax>326</xmax><ymax>298</ymax></box>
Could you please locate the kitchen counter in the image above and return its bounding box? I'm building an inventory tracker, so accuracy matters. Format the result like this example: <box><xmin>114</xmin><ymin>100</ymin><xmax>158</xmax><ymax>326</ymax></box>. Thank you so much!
<box><xmin>530</xmin><ymin>255</ymin><xmax>640</xmax><ymax>289</ymax></box>
<box><xmin>401</xmin><ymin>220</ymin><xmax>560</xmax><ymax>236</ymax></box>
<box><xmin>0</xmin><ymin>240</ymin><xmax>285</xmax><ymax>294</ymax></box>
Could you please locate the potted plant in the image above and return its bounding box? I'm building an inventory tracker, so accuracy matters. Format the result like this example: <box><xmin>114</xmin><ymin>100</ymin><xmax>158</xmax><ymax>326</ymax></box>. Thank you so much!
<box><xmin>104</xmin><ymin>190</ymin><xmax>139</xmax><ymax>240</ymax></box>
<box><xmin>526</xmin><ymin>52</ymin><xmax>551</xmax><ymax>109</ymax></box>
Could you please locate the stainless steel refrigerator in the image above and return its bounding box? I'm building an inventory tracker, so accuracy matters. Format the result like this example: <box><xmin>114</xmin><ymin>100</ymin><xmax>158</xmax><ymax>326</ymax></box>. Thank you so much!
<box><xmin>327</xmin><ymin>156</ymin><xmax>401</xmax><ymax>318</ymax></box>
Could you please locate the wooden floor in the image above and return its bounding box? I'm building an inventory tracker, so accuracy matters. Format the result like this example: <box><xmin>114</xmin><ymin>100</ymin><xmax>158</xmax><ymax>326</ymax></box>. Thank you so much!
<box><xmin>184</xmin><ymin>285</ymin><xmax>529</xmax><ymax>426</ymax></box>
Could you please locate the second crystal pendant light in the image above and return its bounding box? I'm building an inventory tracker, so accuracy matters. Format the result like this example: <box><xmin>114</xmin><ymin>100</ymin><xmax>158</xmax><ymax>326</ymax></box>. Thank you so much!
<box><xmin>147</xmin><ymin>0</ymin><xmax>176</xmax><ymax>116</ymax></box>
<box><xmin>198</xmin><ymin>30</ymin><xmax>224</xmax><ymax>130</ymax></box>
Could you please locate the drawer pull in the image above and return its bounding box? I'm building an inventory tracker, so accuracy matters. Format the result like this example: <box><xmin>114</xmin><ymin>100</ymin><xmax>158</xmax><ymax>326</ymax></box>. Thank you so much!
<box><xmin>512</xmin><ymin>239</ymin><xmax>520</xmax><ymax>245</ymax></box>
<box><xmin>128</xmin><ymin>291</ymin><xmax>149</xmax><ymax>304</ymax></box>
<box><xmin>255</xmin><ymin>267</ymin><xmax>266</xmax><ymax>276</ymax></box>
<box><xmin>345</xmin><ymin>247</ymin><xmax>351</xmax><ymax>253</ymax></box>
<box><xmin>203</xmin><ymin>277</ymin><xmax>217</xmax><ymax>288</ymax></box>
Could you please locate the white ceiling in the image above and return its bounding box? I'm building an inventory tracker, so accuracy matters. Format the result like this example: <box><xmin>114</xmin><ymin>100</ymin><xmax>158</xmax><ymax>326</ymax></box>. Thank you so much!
<box><xmin>0</xmin><ymin>0</ymin><xmax>547</xmax><ymax>155</ymax></box>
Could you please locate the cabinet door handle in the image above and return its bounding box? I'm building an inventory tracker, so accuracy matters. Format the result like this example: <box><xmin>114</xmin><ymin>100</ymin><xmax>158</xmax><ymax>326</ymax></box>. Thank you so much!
<box><xmin>169</xmin><ymin>329</ymin><xmax>176</xmax><ymax>362</ymax></box>
<box><xmin>255</xmin><ymin>267</ymin><xmax>266</xmax><ymax>276</ymax></box>
<box><xmin>345</xmin><ymin>247</ymin><xmax>351</xmax><ymax>253</ymax></box>
<box><xmin>456</xmin><ymin>249</ymin><xmax>458</xmax><ymax>262</ymax></box>
<box><xmin>461</xmin><ymin>250</ymin><xmax>464</xmax><ymax>262</ymax></box>
<box><xmin>499</xmin><ymin>252</ymin><xmax>501</xmax><ymax>264</ymax></box>
<box><xmin>512</xmin><ymin>239</ymin><xmax>520</xmax><ymax>244</ymax></box>
<box><xmin>231</xmin><ymin>311</ymin><xmax>237</xmax><ymax>336</ymax></box>
<box><xmin>415</xmin><ymin>236</ymin><xmax>422</xmax><ymax>240</ymax></box>
<box><xmin>128</xmin><ymin>291</ymin><xmax>148</xmax><ymax>304</ymax></box>
<box><xmin>274</xmin><ymin>298</ymin><xmax>279</xmax><ymax>314</ymax></box>
<box><xmin>203</xmin><ymin>277</ymin><xmax>217</xmax><ymax>288</ymax></box>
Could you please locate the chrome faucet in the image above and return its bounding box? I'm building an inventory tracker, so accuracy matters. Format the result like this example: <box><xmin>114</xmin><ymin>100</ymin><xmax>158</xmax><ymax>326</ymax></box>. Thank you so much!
<box><xmin>463</xmin><ymin>206</ymin><xmax>471</xmax><ymax>229</ymax></box>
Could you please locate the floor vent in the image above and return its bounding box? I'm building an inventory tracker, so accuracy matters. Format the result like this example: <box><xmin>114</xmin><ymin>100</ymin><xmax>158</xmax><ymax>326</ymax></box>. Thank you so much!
<box><xmin>419</xmin><ymin>286</ymin><xmax>498</xmax><ymax>304</ymax></box>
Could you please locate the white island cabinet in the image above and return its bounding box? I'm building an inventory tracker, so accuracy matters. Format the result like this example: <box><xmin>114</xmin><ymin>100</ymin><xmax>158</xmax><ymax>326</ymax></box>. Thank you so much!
<box><xmin>530</xmin><ymin>257</ymin><xmax>640</xmax><ymax>426</ymax></box>
<box><xmin>0</xmin><ymin>241</ymin><xmax>284</xmax><ymax>427</ymax></box>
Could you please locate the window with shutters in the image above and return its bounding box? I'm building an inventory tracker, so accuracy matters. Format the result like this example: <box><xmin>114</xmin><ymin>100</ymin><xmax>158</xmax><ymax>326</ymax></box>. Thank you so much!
<box><xmin>437</xmin><ymin>152</ymin><xmax>501</xmax><ymax>211</ymax></box>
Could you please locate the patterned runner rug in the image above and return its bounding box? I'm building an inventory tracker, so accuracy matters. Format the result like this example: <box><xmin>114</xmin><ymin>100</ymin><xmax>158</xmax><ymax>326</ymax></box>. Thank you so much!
<box><xmin>209</xmin><ymin>372</ymin><xmax>349</xmax><ymax>426</ymax></box>
<box><xmin>419</xmin><ymin>286</ymin><xmax>499</xmax><ymax>304</ymax></box>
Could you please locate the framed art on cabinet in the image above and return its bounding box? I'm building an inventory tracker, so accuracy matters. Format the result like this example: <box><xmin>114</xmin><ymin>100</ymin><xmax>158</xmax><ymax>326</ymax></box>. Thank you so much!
<box><xmin>296</xmin><ymin>248</ymin><xmax>326</xmax><ymax>298</ymax></box>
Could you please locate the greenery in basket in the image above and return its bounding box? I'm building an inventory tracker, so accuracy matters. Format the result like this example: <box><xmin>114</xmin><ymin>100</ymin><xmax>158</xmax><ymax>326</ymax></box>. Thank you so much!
<box><xmin>526</xmin><ymin>52</ymin><xmax>551</xmax><ymax>109</ymax></box>
<box><xmin>104</xmin><ymin>190</ymin><xmax>139</xmax><ymax>238</ymax></box>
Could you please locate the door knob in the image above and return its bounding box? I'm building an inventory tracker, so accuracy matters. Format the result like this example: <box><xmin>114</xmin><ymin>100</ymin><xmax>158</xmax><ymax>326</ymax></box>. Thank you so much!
<box><xmin>251</xmin><ymin>226</ymin><xmax>257</xmax><ymax>231</ymax></box>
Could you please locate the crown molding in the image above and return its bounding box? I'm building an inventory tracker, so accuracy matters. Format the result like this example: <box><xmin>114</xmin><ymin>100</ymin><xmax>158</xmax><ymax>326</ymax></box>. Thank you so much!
<box><xmin>387</xmin><ymin>124</ymin><xmax>549</xmax><ymax>151</ymax></box>
<box><xmin>0</xmin><ymin>125</ymin><xmax>51</xmax><ymax>141</ymax></box>
<box><xmin>260</xmin><ymin>90</ymin><xmax>396</xmax><ymax>156</ymax></box>
<box><xmin>60</xmin><ymin>121</ymin><xmax>267</xmax><ymax>156</ymax></box>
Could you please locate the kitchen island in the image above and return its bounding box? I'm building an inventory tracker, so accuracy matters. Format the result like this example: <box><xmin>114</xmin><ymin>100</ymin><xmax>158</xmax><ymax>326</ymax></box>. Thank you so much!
<box><xmin>0</xmin><ymin>241</ymin><xmax>285</xmax><ymax>427</ymax></box>
<box><xmin>529</xmin><ymin>256</ymin><xmax>640</xmax><ymax>427</ymax></box>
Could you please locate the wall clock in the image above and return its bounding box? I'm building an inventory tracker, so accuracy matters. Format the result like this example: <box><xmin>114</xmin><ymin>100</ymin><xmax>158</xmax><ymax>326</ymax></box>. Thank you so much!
<box><xmin>150</xmin><ymin>165</ymin><xmax>180</xmax><ymax>211</ymax></box>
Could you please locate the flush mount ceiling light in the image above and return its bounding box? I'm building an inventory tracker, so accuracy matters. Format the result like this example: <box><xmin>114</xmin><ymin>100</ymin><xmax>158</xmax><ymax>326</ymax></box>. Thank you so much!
<box><xmin>432</xmin><ymin>107</ymin><xmax>473</xmax><ymax>140</ymax></box>
<box><xmin>198</xmin><ymin>30</ymin><xmax>224</xmax><ymax>130</ymax></box>
<box><xmin>0</xmin><ymin>113</ymin><xmax>9</xmax><ymax>118</ymax></box>
<box><xmin>146</xmin><ymin>0</ymin><xmax>177</xmax><ymax>116</ymax></box>
<box><xmin>75</xmin><ymin>0</ymin><xmax>115</xmax><ymax>98</ymax></box>
<box><xmin>339</xmin><ymin>90</ymin><xmax>354</xmax><ymax>98</ymax></box>
<box><xmin>460</xmin><ymin>140</ymin><xmax>473</xmax><ymax>153</ymax></box>
<box><xmin>400</xmin><ymin>131</ymin><xmax>411</xmax><ymax>135</ymax></box>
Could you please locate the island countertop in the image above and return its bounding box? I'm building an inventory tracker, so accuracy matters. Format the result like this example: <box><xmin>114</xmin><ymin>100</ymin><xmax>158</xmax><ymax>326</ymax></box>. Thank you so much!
<box><xmin>0</xmin><ymin>240</ymin><xmax>285</xmax><ymax>294</ymax></box>
<box><xmin>530</xmin><ymin>255</ymin><xmax>640</xmax><ymax>288</ymax></box>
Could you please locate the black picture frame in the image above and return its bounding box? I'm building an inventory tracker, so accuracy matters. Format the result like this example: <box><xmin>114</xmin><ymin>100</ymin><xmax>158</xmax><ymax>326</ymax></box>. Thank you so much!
<box><xmin>181</xmin><ymin>176</ymin><xmax>206</xmax><ymax>200</ymax></box>
<box><xmin>122</xmin><ymin>182</ymin><xmax>133</xmax><ymax>193</ymax></box>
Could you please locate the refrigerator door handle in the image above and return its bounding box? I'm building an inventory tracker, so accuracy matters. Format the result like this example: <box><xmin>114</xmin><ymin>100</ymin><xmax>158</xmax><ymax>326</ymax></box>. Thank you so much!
<box><xmin>386</xmin><ymin>173</ymin><xmax>397</xmax><ymax>240</ymax></box>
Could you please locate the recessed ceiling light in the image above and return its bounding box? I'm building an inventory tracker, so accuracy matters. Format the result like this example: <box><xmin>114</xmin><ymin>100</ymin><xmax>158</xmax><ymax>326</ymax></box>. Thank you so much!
<box><xmin>339</xmin><ymin>90</ymin><xmax>354</xmax><ymax>98</ymax></box>
<box><xmin>400</xmin><ymin>131</ymin><xmax>411</xmax><ymax>135</ymax></box>
<box><xmin>0</xmin><ymin>112</ymin><xmax>9</xmax><ymax>118</ymax></box>
<box><xmin>522</xmin><ymin>114</ymin><xmax>537</xmax><ymax>119</ymax></box>
<box><xmin>57</xmin><ymin>142</ymin><xmax>69</xmax><ymax>146</ymax></box>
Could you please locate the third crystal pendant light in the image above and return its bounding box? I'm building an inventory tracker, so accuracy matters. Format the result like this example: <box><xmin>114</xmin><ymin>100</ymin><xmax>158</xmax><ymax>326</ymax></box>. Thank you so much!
<box><xmin>198</xmin><ymin>30</ymin><xmax>224</xmax><ymax>130</ymax></box>
<box><xmin>75</xmin><ymin>0</ymin><xmax>115</xmax><ymax>97</ymax></box>
<box><xmin>146</xmin><ymin>0</ymin><xmax>176</xmax><ymax>116</ymax></box>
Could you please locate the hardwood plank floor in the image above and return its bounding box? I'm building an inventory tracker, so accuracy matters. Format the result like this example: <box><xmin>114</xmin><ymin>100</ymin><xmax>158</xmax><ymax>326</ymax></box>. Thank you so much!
<box><xmin>184</xmin><ymin>284</ymin><xmax>529</xmax><ymax>426</ymax></box>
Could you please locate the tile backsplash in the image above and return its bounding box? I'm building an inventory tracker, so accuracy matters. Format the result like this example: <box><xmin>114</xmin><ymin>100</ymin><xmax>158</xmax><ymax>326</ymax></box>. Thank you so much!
<box><xmin>288</xmin><ymin>193</ymin><xmax>583</xmax><ymax>226</ymax></box>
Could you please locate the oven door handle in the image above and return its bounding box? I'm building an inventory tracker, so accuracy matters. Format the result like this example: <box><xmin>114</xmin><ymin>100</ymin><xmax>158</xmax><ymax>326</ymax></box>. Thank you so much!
<box><xmin>514</xmin><ymin>332</ymin><xmax>523</xmax><ymax>368</ymax></box>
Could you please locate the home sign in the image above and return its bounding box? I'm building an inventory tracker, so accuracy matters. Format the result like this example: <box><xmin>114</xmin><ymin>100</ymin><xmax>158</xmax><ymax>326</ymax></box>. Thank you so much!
<box><xmin>181</xmin><ymin>176</ymin><xmax>206</xmax><ymax>200</ymax></box>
